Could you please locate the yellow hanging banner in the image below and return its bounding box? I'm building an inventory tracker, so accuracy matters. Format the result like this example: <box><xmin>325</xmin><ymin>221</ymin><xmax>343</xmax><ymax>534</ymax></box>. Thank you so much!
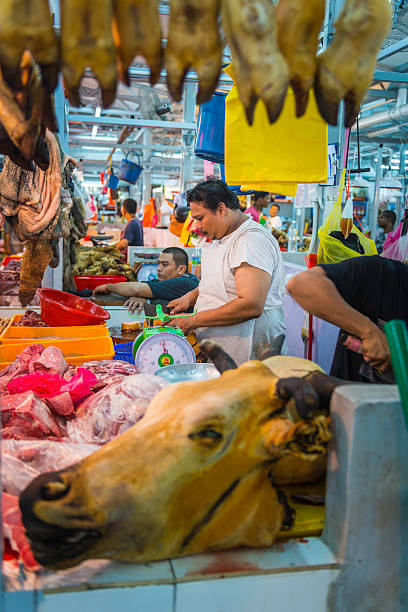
<box><xmin>224</xmin><ymin>64</ymin><xmax>328</xmax><ymax>188</ymax></box>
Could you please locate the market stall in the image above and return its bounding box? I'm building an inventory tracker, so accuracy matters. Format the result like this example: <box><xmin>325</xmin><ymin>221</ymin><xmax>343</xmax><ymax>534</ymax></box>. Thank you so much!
<box><xmin>1</xmin><ymin>1</ymin><xmax>408</xmax><ymax>611</ymax></box>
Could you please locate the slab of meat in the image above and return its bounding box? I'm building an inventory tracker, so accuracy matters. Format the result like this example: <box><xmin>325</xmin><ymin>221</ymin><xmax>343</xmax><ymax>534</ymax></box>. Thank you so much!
<box><xmin>6</xmin><ymin>367</ymin><xmax>98</xmax><ymax>418</ymax></box>
<box><xmin>0</xmin><ymin>344</ymin><xmax>68</xmax><ymax>393</ymax></box>
<box><xmin>1</xmin><ymin>391</ymin><xmax>64</xmax><ymax>439</ymax></box>
<box><xmin>2</xmin><ymin>439</ymin><xmax>98</xmax><ymax>496</ymax></box>
<box><xmin>2</xmin><ymin>492</ymin><xmax>40</xmax><ymax>571</ymax></box>
<box><xmin>29</xmin><ymin>346</ymin><xmax>68</xmax><ymax>376</ymax></box>
<box><xmin>67</xmin><ymin>374</ymin><xmax>168</xmax><ymax>444</ymax></box>
<box><xmin>0</xmin><ymin>344</ymin><xmax>44</xmax><ymax>389</ymax></box>
<box><xmin>15</xmin><ymin>309</ymin><xmax>48</xmax><ymax>326</ymax></box>
<box><xmin>81</xmin><ymin>359</ymin><xmax>138</xmax><ymax>386</ymax></box>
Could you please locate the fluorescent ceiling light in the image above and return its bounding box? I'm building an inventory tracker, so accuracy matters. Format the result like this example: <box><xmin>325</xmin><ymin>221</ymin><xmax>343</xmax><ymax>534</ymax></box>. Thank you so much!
<box><xmin>380</xmin><ymin>177</ymin><xmax>403</xmax><ymax>189</ymax></box>
<box><xmin>351</xmin><ymin>175</ymin><xmax>370</xmax><ymax>188</ymax></box>
<box><xmin>91</xmin><ymin>125</ymin><xmax>98</xmax><ymax>138</ymax></box>
<box><xmin>95</xmin><ymin>106</ymin><xmax>101</xmax><ymax>117</ymax></box>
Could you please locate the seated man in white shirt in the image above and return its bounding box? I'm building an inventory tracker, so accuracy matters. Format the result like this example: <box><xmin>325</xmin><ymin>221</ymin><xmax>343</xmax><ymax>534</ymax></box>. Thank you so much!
<box><xmin>267</xmin><ymin>203</ymin><xmax>283</xmax><ymax>231</ymax></box>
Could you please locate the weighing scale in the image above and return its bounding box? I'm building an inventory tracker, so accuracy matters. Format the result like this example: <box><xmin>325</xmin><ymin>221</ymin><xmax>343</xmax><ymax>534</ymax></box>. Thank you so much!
<box><xmin>136</xmin><ymin>263</ymin><xmax>158</xmax><ymax>282</ymax></box>
<box><xmin>130</xmin><ymin>304</ymin><xmax>197</xmax><ymax>374</ymax></box>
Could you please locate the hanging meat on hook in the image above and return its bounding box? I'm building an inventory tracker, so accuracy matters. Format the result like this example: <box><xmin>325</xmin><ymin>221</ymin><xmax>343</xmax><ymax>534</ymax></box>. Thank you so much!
<box><xmin>221</xmin><ymin>0</ymin><xmax>289</xmax><ymax>125</ymax></box>
<box><xmin>112</xmin><ymin>0</ymin><xmax>163</xmax><ymax>87</ymax></box>
<box><xmin>166</xmin><ymin>0</ymin><xmax>222</xmax><ymax>104</ymax></box>
<box><xmin>60</xmin><ymin>0</ymin><xmax>118</xmax><ymax>107</ymax></box>
<box><xmin>314</xmin><ymin>0</ymin><xmax>392</xmax><ymax>127</ymax></box>
<box><xmin>276</xmin><ymin>0</ymin><xmax>325</xmax><ymax>117</ymax></box>
<box><xmin>0</xmin><ymin>0</ymin><xmax>59</xmax><ymax>95</ymax></box>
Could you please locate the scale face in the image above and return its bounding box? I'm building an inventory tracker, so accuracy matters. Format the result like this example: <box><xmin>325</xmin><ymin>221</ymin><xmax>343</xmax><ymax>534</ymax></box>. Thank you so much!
<box><xmin>133</xmin><ymin>329</ymin><xmax>196</xmax><ymax>374</ymax></box>
<box><xmin>136</xmin><ymin>264</ymin><xmax>158</xmax><ymax>282</ymax></box>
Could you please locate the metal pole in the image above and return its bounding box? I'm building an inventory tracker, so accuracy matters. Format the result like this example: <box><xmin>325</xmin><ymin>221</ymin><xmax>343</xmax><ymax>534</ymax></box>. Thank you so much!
<box><xmin>142</xmin><ymin>129</ymin><xmax>152</xmax><ymax>205</ymax></box>
<box><xmin>371</xmin><ymin>145</ymin><xmax>383</xmax><ymax>238</ymax></box>
<box><xmin>181</xmin><ymin>82</ymin><xmax>197</xmax><ymax>191</ymax></box>
<box><xmin>398</xmin><ymin>144</ymin><xmax>407</xmax><ymax>224</ymax></box>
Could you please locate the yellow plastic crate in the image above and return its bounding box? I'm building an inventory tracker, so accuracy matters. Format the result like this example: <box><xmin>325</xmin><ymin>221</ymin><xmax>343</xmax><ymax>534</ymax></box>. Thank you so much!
<box><xmin>1</xmin><ymin>314</ymin><xmax>109</xmax><ymax>344</ymax></box>
<box><xmin>0</xmin><ymin>336</ymin><xmax>114</xmax><ymax>368</ymax></box>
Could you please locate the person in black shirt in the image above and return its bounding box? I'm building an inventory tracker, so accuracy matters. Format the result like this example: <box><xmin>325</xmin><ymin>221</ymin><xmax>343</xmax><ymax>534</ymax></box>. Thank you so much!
<box><xmin>93</xmin><ymin>247</ymin><xmax>199</xmax><ymax>313</ymax></box>
<box><xmin>286</xmin><ymin>256</ymin><xmax>408</xmax><ymax>382</ymax></box>
<box><xmin>115</xmin><ymin>198</ymin><xmax>144</xmax><ymax>253</ymax></box>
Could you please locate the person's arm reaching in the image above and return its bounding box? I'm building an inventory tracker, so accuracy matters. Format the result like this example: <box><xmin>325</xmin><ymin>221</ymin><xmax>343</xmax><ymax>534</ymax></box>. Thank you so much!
<box><xmin>168</xmin><ymin>287</ymin><xmax>199</xmax><ymax>314</ymax></box>
<box><xmin>169</xmin><ymin>264</ymin><xmax>271</xmax><ymax>335</ymax></box>
<box><xmin>286</xmin><ymin>266</ymin><xmax>390</xmax><ymax>371</ymax></box>
<box><xmin>93</xmin><ymin>282</ymin><xmax>153</xmax><ymax>298</ymax></box>
<box><xmin>115</xmin><ymin>238</ymin><xmax>129</xmax><ymax>251</ymax></box>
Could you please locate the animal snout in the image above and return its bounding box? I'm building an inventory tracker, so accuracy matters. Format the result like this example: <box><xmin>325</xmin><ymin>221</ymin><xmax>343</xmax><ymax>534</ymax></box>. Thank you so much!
<box><xmin>20</xmin><ymin>471</ymin><xmax>71</xmax><ymax>539</ymax></box>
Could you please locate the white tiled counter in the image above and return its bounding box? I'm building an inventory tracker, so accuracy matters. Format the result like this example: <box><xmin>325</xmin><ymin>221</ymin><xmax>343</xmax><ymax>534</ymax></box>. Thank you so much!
<box><xmin>3</xmin><ymin>538</ymin><xmax>339</xmax><ymax>612</ymax></box>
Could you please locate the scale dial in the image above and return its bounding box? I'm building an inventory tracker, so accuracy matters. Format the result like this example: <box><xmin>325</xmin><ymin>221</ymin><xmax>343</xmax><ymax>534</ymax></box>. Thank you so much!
<box><xmin>134</xmin><ymin>332</ymin><xmax>196</xmax><ymax>374</ymax></box>
<box><xmin>136</xmin><ymin>264</ymin><xmax>158</xmax><ymax>282</ymax></box>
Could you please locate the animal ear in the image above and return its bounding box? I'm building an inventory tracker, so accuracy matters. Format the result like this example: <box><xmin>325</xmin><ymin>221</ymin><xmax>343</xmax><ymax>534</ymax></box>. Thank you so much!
<box><xmin>260</xmin><ymin>418</ymin><xmax>298</xmax><ymax>460</ymax></box>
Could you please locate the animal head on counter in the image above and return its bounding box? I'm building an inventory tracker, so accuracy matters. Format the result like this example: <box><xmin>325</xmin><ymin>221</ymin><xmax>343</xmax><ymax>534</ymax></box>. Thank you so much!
<box><xmin>20</xmin><ymin>344</ymin><xmax>332</xmax><ymax>570</ymax></box>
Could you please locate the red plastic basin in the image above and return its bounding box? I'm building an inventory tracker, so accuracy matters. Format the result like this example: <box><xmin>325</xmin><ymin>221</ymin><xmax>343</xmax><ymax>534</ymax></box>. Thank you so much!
<box><xmin>74</xmin><ymin>274</ymin><xmax>127</xmax><ymax>291</ymax></box>
<box><xmin>38</xmin><ymin>288</ymin><xmax>110</xmax><ymax>326</ymax></box>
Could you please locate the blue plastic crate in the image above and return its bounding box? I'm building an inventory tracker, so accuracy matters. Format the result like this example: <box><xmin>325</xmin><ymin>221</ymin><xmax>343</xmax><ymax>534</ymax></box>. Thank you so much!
<box><xmin>113</xmin><ymin>342</ymin><xmax>135</xmax><ymax>364</ymax></box>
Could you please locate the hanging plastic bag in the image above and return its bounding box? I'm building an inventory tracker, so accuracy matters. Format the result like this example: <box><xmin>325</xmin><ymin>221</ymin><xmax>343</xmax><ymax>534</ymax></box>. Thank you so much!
<box><xmin>382</xmin><ymin>229</ymin><xmax>408</xmax><ymax>263</ymax></box>
<box><xmin>317</xmin><ymin>170</ymin><xmax>377</xmax><ymax>264</ymax></box>
<box><xmin>224</xmin><ymin>64</ymin><xmax>327</xmax><ymax>187</ymax></box>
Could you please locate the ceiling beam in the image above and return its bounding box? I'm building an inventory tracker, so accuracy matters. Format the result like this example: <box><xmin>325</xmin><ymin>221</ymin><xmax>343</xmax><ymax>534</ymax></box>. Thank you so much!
<box><xmin>377</xmin><ymin>37</ymin><xmax>408</xmax><ymax>62</ymax></box>
<box><xmin>373</xmin><ymin>70</ymin><xmax>408</xmax><ymax>83</ymax></box>
<box><xmin>69</xmin><ymin>114</ymin><xmax>196</xmax><ymax>130</ymax></box>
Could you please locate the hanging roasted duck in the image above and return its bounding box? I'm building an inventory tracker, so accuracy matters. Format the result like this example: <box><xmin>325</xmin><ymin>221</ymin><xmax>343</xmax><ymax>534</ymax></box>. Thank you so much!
<box><xmin>60</xmin><ymin>0</ymin><xmax>118</xmax><ymax>107</ymax></box>
<box><xmin>314</xmin><ymin>0</ymin><xmax>392</xmax><ymax>127</ymax></box>
<box><xmin>166</xmin><ymin>0</ymin><xmax>222</xmax><ymax>104</ymax></box>
<box><xmin>276</xmin><ymin>0</ymin><xmax>325</xmax><ymax>117</ymax></box>
<box><xmin>112</xmin><ymin>0</ymin><xmax>163</xmax><ymax>87</ymax></box>
<box><xmin>221</xmin><ymin>0</ymin><xmax>289</xmax><ymax>125</ymax></box>
<box><xmin>0</xmin><ymin>0</ymin><xmax>58</xmax><ymax>95</ymax></box>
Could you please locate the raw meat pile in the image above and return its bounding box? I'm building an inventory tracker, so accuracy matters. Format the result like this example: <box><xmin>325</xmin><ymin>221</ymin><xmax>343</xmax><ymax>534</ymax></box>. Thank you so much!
<box><xmin>67</xmin><ymin>374</ymin><xmax>168</xmax><ymax>444</ymax></box>
<box><xmin>2</xmin><ymin>440</ymin><xmax>98</xmax><ymax>573</ymax></box>
<box><xmin>1</xmin><ymin>344</ymin><xmax>169</xmax><ymax>571</ymax></box>
<box><xmin>0</xmin><ymin>261</ymin><xmax>41</xmax><ymax>308</ymax></box>
<box><xmin>15</xmin><ymin>309</ymin><xmax>48</xmax><ymax>327</ymax></box>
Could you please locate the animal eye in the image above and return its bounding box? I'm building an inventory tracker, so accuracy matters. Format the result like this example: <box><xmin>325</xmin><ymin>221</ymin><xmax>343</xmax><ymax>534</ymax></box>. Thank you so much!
<box><xmin>188</xmin><ymin>429</ymin><xmax>223</xmax><ymax>444</ymax></box>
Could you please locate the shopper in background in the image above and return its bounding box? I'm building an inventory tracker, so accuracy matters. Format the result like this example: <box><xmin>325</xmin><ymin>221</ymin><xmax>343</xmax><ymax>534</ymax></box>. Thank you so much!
<box><xmin>375</xmin><ymin>210</ymin><xmax>396</xmax><ymax>254</ymax></box>
<box><xmin>115</xmin><ymin>198</ymin><xmax>143</xmax><ymax>253</ymax></box>
<box><xmin>245</xmin><ymin>191</ymin><xmax>270</xmax><ymax>223</ymax></box>
<box><xmin>267</xmin><ymin>203</ymin><xmax>283</xmax><ymax>231</ymax></box>
<box><xmin>93</xmin><ymin>247</ymin><xmax>199</xmax><ymax>313</ymax></box>
<box><xmin>286</xmin><ymin>255</ymin><xmax>408</xmax><ymax>383</ymax></box>
<box><xmin>168</xmin><ymin>177</ymin><xmax>286</xmax><ymax>365</ymax></box>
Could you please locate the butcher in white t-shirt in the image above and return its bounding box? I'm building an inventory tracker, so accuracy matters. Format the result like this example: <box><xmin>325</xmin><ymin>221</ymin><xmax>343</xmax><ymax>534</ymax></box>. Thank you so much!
<box><xmin>168</xmin><ymin>178</ymin><xmax>287</xmax><ymax>365</ymax></box>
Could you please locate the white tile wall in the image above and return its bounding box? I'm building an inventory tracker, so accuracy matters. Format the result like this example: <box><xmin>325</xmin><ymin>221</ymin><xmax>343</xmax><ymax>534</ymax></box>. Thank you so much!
<box><xmin>175</xmin><ymin>569</ymin><xmax>339</xmax><ymax>612</ymax></box>
<box><xmin>171</xmin><ymin>538</ymin><xmax>336</xmax><ymax>582</ymax></box>
<box><xmin>38</xmin><ymin>584</ymin><xmax>174</xmax><ymax>612</ymax></box>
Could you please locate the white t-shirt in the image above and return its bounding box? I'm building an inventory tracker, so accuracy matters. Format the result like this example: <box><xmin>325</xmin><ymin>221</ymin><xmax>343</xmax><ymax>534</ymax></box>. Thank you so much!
<box><xmin>205</xmin><ymin>217</ymin><xmax>285</xmax><ymax>309</ymax></box>
<box><xmin>268</xmin><ymin>215</ymin><xmax>283</xmax><ymax>231</ymax></box>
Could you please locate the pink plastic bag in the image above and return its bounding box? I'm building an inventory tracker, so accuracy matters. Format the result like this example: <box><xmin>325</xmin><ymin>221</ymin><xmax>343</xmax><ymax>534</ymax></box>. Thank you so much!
<box><xmin>382</xmin><ymin>226</ymin><xmax>408</xmax><ymax>263</ymax></box>
<box><xmin>6</xmin><ymin>368</ymin><xmax>99</xmax><ymax>417</ymax></box>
